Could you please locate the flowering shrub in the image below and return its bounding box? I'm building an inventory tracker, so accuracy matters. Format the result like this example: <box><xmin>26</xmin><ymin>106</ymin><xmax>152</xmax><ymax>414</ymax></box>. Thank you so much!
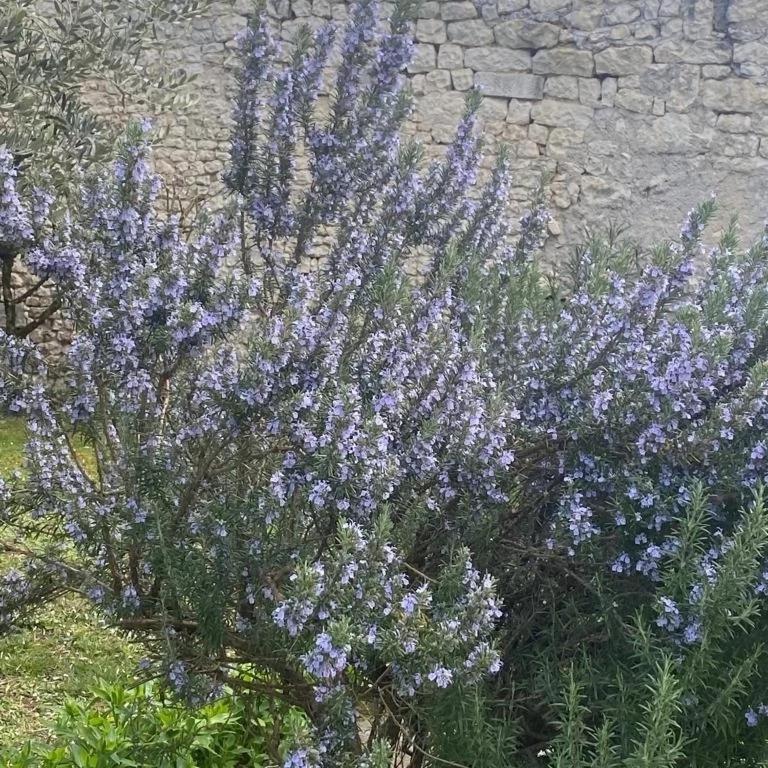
<box><xmin>543</xmin><ymin>486</ymin><xmax>768</xmax><ymax>768</ymax></box>
<box><xmin>2</xmin><ymin>2</ymin><xmax>508</xmax><ymax>764</ymax></box>
<box><xmin>5</xmin><ymin>0</ymin><xmax>768</xmax><ymax>765</ymax></box>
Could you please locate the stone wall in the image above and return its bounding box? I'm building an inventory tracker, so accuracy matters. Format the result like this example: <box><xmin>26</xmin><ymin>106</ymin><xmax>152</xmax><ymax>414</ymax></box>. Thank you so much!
<box><xmin>101</xmin><ymin>0</ymin><xmax>768</xmax><ymax>257</ymax></box>
<box><xmin>14</xmin><ymin>0</ymin><xmax>768</xmax><ymax>355</ymax></box>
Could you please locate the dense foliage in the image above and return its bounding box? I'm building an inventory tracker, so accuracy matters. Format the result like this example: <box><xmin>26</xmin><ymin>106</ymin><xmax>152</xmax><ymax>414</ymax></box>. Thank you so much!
<box><xmin>1</xmin><ymin>0</ymin><xmax>207</xmax><ymax>185</ymax></box>
<box><xmin>3</xmin><ymin>679</ymin><xmax>290</xmax><ymax>767</ymax></box>
<box><xmin>4</xmin><ymin>1</ymin><xmax>768</xmax><ymax>765</ymax></box>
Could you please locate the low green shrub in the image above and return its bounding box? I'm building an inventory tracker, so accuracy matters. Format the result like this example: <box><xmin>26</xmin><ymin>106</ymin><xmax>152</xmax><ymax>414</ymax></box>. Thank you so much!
<box><xmin>2</xmin><ymin>680</ymin><xmax>287</xmax><ymax>768</ymax></box>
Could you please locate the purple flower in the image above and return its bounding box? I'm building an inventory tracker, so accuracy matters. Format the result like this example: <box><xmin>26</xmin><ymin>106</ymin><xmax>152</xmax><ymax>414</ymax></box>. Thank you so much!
<box><xmin>656</xmin><ymin>596</ymin><xmax>682</xmax><ymax>632</ymax></box>
<box><xmin>168</xmin><ymin>661</ymin><xmax>188</xmax><ymax>693</ymax></box>
<box><xmin>428</xmin><ymin>666</ymin><xmax>454</xmax><ymax>689</ymax></box>
<box><xmin>400</xmin><ymin>593</ymin><xmax>418</xmax><ymax>616</ymax></box>
<box><xmin>301</xmin><ymin>632</ymin><xmax>350</xmax><ymax>680</ymax></box>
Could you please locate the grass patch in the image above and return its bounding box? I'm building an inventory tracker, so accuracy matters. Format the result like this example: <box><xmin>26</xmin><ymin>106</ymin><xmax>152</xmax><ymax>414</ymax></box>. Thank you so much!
<box><xmin>0</xmin><ymin>416</ymin><xmax>139</xmax><ymax>748</ymax></box>
<box><xmin>0</xmin><ymin>598</ymin><xmax>140</xmax><ymax>746</ymax></box>
<box><xmin>0</xmin><ymin>417</ymin><xmax>26</xmax><ymax>477</ymax></box>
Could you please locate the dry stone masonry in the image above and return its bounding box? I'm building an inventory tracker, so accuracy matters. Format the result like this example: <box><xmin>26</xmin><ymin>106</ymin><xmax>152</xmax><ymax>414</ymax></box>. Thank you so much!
<box><xmin>20</xmin><ymin>0</ymin><xmax>767</xmax><ymax>357</ymax></box>
<box><xmin>84</xmin><ymin>0</ymin><xmax>768</xmax><ymax>254</ymax></box>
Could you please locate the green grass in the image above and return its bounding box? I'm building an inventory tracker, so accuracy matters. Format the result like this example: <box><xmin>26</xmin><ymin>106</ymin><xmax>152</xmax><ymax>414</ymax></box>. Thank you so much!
<box><xmin>0</xmin><ymin>598</ymin><xmax>140</xmax><ymax>746</ymax></box>
<box><xmin>0</xmin><ymin>416</ymin><xmax>26</xmax><ymax>476</ymax></box>
<box><xmin>0</xmin><ymin>416</ymin><xmax>139</xmax><ymax>748</ymax></box>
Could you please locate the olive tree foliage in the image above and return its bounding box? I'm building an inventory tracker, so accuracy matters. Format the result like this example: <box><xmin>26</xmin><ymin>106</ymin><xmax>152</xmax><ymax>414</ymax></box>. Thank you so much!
<box><xmin>0</xmin><ymin>0</ymin><xmax>214</xmax><ymax>338</ymax></box>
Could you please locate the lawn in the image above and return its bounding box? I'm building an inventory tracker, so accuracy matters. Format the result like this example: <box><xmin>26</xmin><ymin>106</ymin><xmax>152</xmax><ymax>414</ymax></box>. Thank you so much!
<box><xmin>0</xmin><ymin>417</ymin><xmax>139</xmax><ymax>748</ymax></box>
<box><xmin>0</xmin><ymin>416</ymin><xmax>26</xmax><ymax>476</ymax></box>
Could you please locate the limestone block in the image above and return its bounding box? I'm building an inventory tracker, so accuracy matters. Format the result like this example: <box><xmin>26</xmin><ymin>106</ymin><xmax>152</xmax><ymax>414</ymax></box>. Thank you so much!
<box><xmin>312</xmin><ymin>0</ymin><xmax>331</xmax><ymax>17</ymax></box>
<box><xmin>495</xmin><ymin>20</ymin><xmax>560</xmax><ymax>49</ymax></box>
<box><xmin>415</xmin><ymin>91</ymin><xmax>467</xmax><ymax>141</ymax></box>
<box><xmin>660</xmin><ymin>17</ymin><xmax>683</xmax><ymax>36</ymax></box>
<box><xmin>545</xmin><ymin>75</ymin><xmax>580</xmax><ymax>99</ymax></box>
<box><xmin>498</xmin><ymin>0</ymin><xmax>529</xmax><ymax>11</ymax></box>
<box><xmin>426</xmin><ymin>70</ymin><xmax>452</xmax><ymax>90</ymax></box>
<box><xmin>417</xmin><ymin>1</ymin><xmax>441</xmax><ymax>18</ymax></box>
<box><xmin>293</xmin><ymin>0</ymin><xmax>312</xmax><ymax>15</ymax></box>
<box><xmin>566</xmin><ymin>8</ymin><xmax>603</xmax><ymax>30</ymax></box>
<box><xmin>507</xmin><ymin>99</ymin><xmax>533</xmax><ymax>124</ymax></box>
<box><xmin>634</xmin><ymin>22</ymin><xmax>659</xmax><ymax>40</ymax></box>
<box><xmin>579</xmin><ymin>175</ymin><xmax>631</xmax><ymax>207</ymax></box>
<box><xmin>411</xmin><ymin>74</ymin><xmax>427</xmax><ymax>95</ymax></box>
<box><xmin>475</xmin><ymin>72</ymin><xmax>545</xmax><ymax>99</ymax></box>
<box><xmin>481</xmin><ymin>4</ymin><xmax>500</xmax><ymax>22</ymax></box>
<box><xmin>447</xmin><ymin>20</ymin><xmax>494</xmax><ymax>45</ymax></box>
<box><xmin>464</xmin><ymin>47</ymin><xmax>531</xmax><ymax>72</ymax></box>
<box><xmin>528</xmin><ymin>123</ymin><xmax>550</xmax><ymax>143</ymax></box>
<box><xmin>212</xmin><ymin>15</ymin><xmax>247</xmax><ymax>42</ymax></box>
<box><xmin>532</xmin><ymin>48</ymin><xmax>594</xmax><ymax>77</ymax></box>
<box><xmin>590</xmin><ymin>24</ymin><xmax>632</xmax><ymax>44</ymax></box>
<box><xmin>451</xmin><ymin>68</ymin><xmax>474</xmax><ymax>90</ymax></box>
<box><xmin>531</xmin><ymin>98</ymin><xmax>594</xmax><ymax>128</ymax></box>
<box><xmin>595</xmin><ymin>45</ymin><xmax>653</xmax><ymax>75</ymax></box>
<box><xmin>327</xmin><ymin>3</ymin><xmax>347</xmax><ymax>20</ymax></box>
<box><xmin>702</xmin><ymin>65</ymin><xmax>731</xmax><ymax>80</ymax></box>
<box><xmin>479</xmin><ymin>96</ymin><xmax>513</xmax><ymax>127</ymax></box>
<box><xmin>503</xmin><ymin>124</ymin><xmax>529</xmax><ymax>143</ymax></box>
<box><xmin>438</xmin><ymin>44</ymin><xmax>464</xmax><ymax>69</ymax></box>
<box><xmin>735</xmin><ymin>41</ymin><xmax>768</xmax><ymax>70</ymax></box>
<box><xmin>712</xmin><ymin>133</ymin><xmax>760</xmax><ymax>156</ymax></box>
<box><xmin>614</xmin><ymin>25</ymin><xmax>635</xmax><ymax>40</ymax></box>
<box><xmin>547</xmin><ymin>127</ymin><xmax>586</xmax><ymax>155</ymax></box>
<box><xmin>530</xmin><ymin>0</ymin><xmax>571</xmax><ymax>12</ymax></box>
<box><xmin>682</xmin><ymin>7</ymin><xmax>718</xmax><ymax>40</ymax></box>
<box><xmin>548</xmin><ymin>218</ymin><xmax>562</xmax><ymax>235</ymax></box>
<box><xmin>614</xmin><ymin>88</ymin><xmax>653</xmax><ymax>112</ymax></box>
<box><xmin>417</xmin><ymin>19</ymin><xmax>447</xmax><ymax>44</ymax></box>
<box><xmin>654</xmin><ymin>39</ymin><xmax>731</xmax><ymax>64</ymax></box>
<box><xmin>726</xmin><ymin>0</ymin><xmax>768</xmax><ymax>23</ymax></box>
<box><xmin>441</xmin><ymin>1</ymin><xmax>478</xmax><ymax>20</ymax></box>
<box><xmin>202</xmin><ymin>41</ymin><xmax>223</xmax><ymax>58</ymax></box>
<box><xmin>621</xmin><ymin>64</ymin><xmax>700</xmax><ymax>111</ymax></box>
<box><xmin>578</xmin><ymin>77</ymin><xmax>602</xmax><ymax>104</ymax></box>
<box><xmin>604</xmin><ymin>3</ymin><xmax>641</xmax><ymax>24</ymax></box>
<box><xmin>267</xmin><ymin>0</ymin><xmax>291</xmax><ymax>17</ymax></box>
<box><xmin>716</xmin><ymin>113</ymin><xmax>752</xmax><ymax>133</ymax></box>
<box><xmin>518</xmin><ymin>140</ymin><xmax>541</xmax><ymax>158</ymax></box>
<box><xmin>701</xmin><ymin>79</ymin><xmax>768</xmax><ymax>112</ymax></box>
<box><xmin>658</xmin><ymin>0</ymin><xmax>680</xmax><ymax>16</ymax></box>
<box><xmin>752</xmin><ymin>115</ymin><xmax>768</xmax><ymax>135</ymax></box>
<box><xmin>652</xmin><ymin>97</ymin><xmax>665</xmax><ymax>115</ymax></box>
<box><xmin>408</xmin><ymin>44</ymin><xmax>437</xmax><ymax>73</ymax></box>
<box><xmin>738</xmin><ymin>62</ymin><xmax>768</xmax><ymax>79</ymax></box>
